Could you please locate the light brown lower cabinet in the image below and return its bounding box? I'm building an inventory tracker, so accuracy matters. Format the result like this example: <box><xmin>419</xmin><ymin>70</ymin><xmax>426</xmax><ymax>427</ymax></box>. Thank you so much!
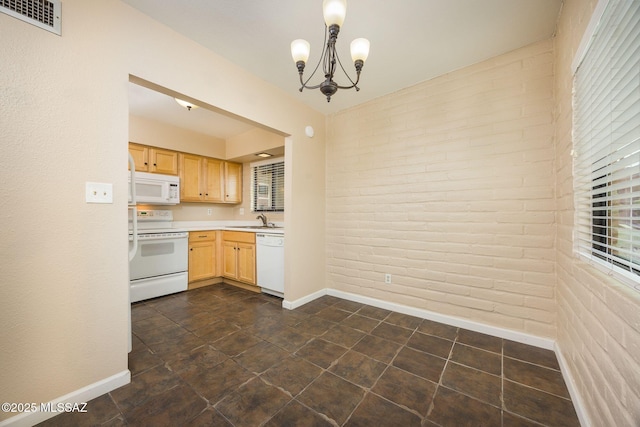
<box><xmin>222</xmin><ymin>231</ymin><xmax>256</xmax><ymax>285</ymax></box>
<box><xmin>188</xmin><ymin>231</ymin><xmax>216</xmax><ymax>283</ymax></box>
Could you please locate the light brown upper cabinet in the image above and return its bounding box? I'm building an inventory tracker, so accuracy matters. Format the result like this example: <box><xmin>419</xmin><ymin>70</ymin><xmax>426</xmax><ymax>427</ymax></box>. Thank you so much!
<box><xmin>224</xmin><ymin>161</ymin><xmax>242</xmax><ymax>203</ymax></box>
<box><xmin>128</xmin><ymin>143</ymin><xmax>148</xmax><ymax>172</ymax></box>
<box><xmin>179</xmin><ymin>153</ymin><xmax>224</xmax><ymax>202</ymax></box>
<box><xmin>205</xmin><ymin>157</ymin><xmax>225</xmax><ymax>202</ymax></box>
<box><xmin>151</xmin><ymin>148</ymin><xmax>179</xmax><ymax>175</ymax></box>
<box><xmin>128</xmin><ymin>143</ymin><xmax>179</xmax><ymax>175</ymax></box>
<box><xmin>179</xmin><ymin>152</ymin><xmax>241</xmax><ymax>204</ymax></box>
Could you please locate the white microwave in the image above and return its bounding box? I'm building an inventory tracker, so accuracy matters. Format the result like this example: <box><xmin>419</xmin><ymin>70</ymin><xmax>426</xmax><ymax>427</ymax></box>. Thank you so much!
<box><xmin>128</xmin><ymin>171</ymin><xmax>180</xmax><ymax>205</ymax></box>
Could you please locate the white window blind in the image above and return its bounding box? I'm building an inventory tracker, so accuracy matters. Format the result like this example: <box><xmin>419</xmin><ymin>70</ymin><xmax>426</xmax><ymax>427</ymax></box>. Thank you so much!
<box><xmin>251</xmin><ymin>160</ymin><xmax>284</xmax><ymax>212</ymax></box>
<box><xmin>573</xmin><ymin>0</ymin><xmax>640</xmax><ymax>289</ymax></box>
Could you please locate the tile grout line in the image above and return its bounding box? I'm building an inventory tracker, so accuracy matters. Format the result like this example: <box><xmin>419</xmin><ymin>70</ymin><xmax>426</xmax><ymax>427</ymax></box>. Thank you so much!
<box><xmin>337</xmin><ymin>310</ymin><xmax>397</xmax><ymax>426</ymax></box>
<box><xmin>260</xmin><ymin>302</ymin><xmax>366</xmax><ymax>427</ymax></box>
<box><xmin>424</xmin><ymin>327</ymin><xmax>459</xmax><ymax>421</ymax></box>
<box><xmin>358</xmin><ymin>322</ymin><xmax>433</xmax><ymax>422</ymax></box>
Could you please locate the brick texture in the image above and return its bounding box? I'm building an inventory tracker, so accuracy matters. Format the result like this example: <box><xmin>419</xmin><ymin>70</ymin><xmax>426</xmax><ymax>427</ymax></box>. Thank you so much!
<box><xmin>554</xmin><ymin>0</ymin><xmax>640</xmax><ymax>426</ymax></box>
<box><xmin>326</xmin><ymin>40</ymin><xmax>556</xmax><ymax>338</ymax></box>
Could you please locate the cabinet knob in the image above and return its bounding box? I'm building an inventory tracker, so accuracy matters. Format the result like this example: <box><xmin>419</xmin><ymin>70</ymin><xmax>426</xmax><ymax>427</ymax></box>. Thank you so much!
<box><xmin>205</xmin><ymin>193</ymin><xmax>208</xmax><ymax>196</ymax></box>
<box><xmin>199</xmin><ymin>193</ymin><xmax>202</xmax><ymax>196</ymax></box>
<box><xmin>144</xmin><ymin>162</ymin><xmax>148</xmax><ymax>165</ymax></box>
<box><xmin>190</xmin><ymin>248</ymin><xmax>193</xmax><ymax>251</ymax></box>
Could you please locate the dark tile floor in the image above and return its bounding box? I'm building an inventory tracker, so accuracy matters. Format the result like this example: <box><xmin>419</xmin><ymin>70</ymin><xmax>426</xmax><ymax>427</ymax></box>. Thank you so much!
<box><xmin>38</xmin><ymin>284</ymin><xmax>581</xmax><ymax>426</ymax></box>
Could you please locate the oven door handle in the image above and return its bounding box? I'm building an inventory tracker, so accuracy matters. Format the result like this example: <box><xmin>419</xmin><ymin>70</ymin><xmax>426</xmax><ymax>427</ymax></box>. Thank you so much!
<box><xmin>128</xmin><ymin>206</ymin><xmax>138</xmax><ymax>261</ymax></box>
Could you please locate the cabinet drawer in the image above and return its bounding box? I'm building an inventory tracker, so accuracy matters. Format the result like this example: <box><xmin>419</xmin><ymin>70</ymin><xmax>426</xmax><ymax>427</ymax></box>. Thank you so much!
<box><xmin>189</xmin><ymin>231</ymin><xmax>216</xmax><ymax>243</ymax></box>
<box><xmin>222</xmin><ymin>231</ymin><xmax>255</xmax><ymax>244</ymax></box>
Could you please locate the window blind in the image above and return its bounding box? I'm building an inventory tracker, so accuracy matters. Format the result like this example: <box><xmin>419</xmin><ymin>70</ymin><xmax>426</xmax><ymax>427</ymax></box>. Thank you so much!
<box><xmin>252</xmin><ymin>160</ymin><xmax>285</xmax><ymax>212</ymax></box>
<box><xmin>573</xmin><ymin>0</ymin><xmax>640</xmax><ymax>288</ymax></box>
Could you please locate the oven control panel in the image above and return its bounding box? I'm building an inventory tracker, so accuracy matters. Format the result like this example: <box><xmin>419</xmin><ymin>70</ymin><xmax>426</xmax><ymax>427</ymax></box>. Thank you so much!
<box><xmin>137</xmin><ymin>209</ymin><xmax>173</xmax><ymax>221</ymax></box>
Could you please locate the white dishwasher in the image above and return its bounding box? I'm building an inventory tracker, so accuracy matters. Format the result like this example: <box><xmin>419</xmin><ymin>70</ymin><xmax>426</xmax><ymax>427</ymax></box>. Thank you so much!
<box><xmin>256</xmin><ymin>233</ymin><xmax>284</xmax><ymax>297</ymax></box>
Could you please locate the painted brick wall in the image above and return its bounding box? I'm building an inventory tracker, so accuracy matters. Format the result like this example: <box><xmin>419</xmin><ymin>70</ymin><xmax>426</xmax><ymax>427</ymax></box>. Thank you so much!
<box><xmin>326</xmin><ymin>40</ymin><xmax>556</xmax><ymax>338</ymax></box>
<box><xmin>554</xmin><ymin>0</ymin><xmax>640</xmax><ymax>425</ymax></box>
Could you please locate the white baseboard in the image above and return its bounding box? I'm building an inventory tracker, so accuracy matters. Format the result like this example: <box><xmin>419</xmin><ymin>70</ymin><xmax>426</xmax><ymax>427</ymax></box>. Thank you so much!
<box><xmin>326</xmin><ymin>288</ymin><xmax>556</xmax><ymax>350</ymax></box>
<box><xmin>554</xmin><ymin>344</ymin><xmax>591</xmax><ymax>427</ymax></box>
<box><xmin>283</xmin><ymin>287</ymin><xmax>554</xmax><ymax>349</ymax></box>
<box><xmin>0</xmin><ymin>370</ymin><xmax>131</xmax><ymax>427</ymax></box>
<box><xmin>282</xmin><ymin>288</ymin><xmax>327</xmax><ymax>310</ymax></box>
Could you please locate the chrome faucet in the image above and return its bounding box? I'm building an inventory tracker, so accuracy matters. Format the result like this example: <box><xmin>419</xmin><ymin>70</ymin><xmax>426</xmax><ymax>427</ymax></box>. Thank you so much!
<box><xmin>256</xmin><ymin>213</ymin><xmax>268</xmax><ymax>226</ymax></box>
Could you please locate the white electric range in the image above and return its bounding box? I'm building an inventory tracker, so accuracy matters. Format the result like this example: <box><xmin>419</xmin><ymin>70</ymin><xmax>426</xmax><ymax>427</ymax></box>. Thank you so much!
<box><xmin>128</xmin><ymin>210</ymin><xmax>188</xmax><ymax>303</ymax></box>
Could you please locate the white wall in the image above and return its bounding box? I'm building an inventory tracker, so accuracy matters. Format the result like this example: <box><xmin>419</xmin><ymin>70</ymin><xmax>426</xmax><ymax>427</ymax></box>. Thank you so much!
<box><xmin>554</xmin><ymin>0</ymin><xmax>640</xmax><ymax>425</ymax></box>
<box><xmin>326</xmin><ymin>40</ymin><xmax>557</xmax><ymax>339</ymax></box>
<box><xmin>0</xmin><ymin>0</ymin><xmax>325</xmax><ymax>421</ymax></box>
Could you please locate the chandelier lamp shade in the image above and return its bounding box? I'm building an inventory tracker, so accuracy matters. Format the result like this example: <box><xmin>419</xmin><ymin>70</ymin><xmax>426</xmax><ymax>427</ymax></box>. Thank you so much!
<box><xmin>291</xmin><ymin>0</ymin><xmax>370</xmax><ymax>102</ymax></box>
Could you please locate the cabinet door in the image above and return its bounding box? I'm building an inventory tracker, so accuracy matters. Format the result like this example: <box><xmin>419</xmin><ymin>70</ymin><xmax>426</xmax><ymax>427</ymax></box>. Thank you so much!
<box><xmin>179</xmin><ymin>153</ymin><xmax>204</xmax><ymax>202</ymax></box>
<box><xmin>222</xmin><ymin>241</ymin><xmax>238</xmax><ymax>278</ymax></box>
<box><xmin>224</xmin><ymin>161</ymin><xmax>243</xmax><ymax>203</ymax></box>
<box><xmin>128</xmin><ymin>143</ymin><xmax>149</xmax><ymax>172</ymax></box>
<box><xmin>203</xmin><ymin>157</ymin><xmax>224</xmax><ymax>202</ymax></box>
<box><xmin>237</xmin><ymin>243</ymin><xmax>256</xmax><ymax>285</ymax></box>
<box><xmin>188</xmin><ymin>242</ymin><xmax>216</xmax><ymax>283</ymax></box>
<box><xmin>150</xmin><ymin>148</ymin><xmax>178</xmax><ymax>175</ymax></box>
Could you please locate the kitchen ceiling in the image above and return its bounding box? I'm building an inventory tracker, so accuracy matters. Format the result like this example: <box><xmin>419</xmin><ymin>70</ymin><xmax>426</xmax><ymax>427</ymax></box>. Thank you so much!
<box><xmin>124</xmin><ymin>0</ymin><xmax>562</xmax><ymax>137</ymax></box>
<box><xmin>128</xmin><ymin>82</ymin><xmax>258</xmax><ymax>140</ymax></box>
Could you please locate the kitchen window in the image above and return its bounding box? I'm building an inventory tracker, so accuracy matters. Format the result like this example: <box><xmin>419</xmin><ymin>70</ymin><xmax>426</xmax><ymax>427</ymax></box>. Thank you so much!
<box><xmin>572</xmin><ymin>0</ymin><xmax>640</xmax><ymax>290</ymax></box>
<box><xmin>251</xmin><ymin>159</ymin><xmax>284</xmax><ymax>212</ymax></box>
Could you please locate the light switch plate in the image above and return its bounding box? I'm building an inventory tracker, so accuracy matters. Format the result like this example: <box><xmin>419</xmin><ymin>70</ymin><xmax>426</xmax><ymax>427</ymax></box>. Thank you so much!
<box><xmin>86</xmin><ymin>182</ymin><xmax>113</xmax><ymax>203</ymax></box>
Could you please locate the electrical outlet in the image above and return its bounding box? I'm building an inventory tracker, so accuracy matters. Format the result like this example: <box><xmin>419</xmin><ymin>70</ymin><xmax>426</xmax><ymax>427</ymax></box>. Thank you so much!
<box><xmin>207</xmin><ymin>208</ymin><xmax>212</xmax><ymax>216</ymax></box>
<box><xmin>385</xmin><ymin>274</ymin><xmax>392</xmax><ymax>284</ymax></box>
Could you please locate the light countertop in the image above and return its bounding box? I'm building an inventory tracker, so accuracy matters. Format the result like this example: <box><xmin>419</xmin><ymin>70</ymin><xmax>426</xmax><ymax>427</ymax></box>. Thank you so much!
<box><xmin>171</xmin><ymin>221</ymin><xmax>284</xmax><ymax>235</ymax></box>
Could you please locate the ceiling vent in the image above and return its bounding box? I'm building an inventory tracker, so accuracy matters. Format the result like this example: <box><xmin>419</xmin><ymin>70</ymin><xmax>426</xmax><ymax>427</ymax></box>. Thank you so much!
<box><xmin>1</xmin><ymin>0</ymin><xmax>61</xmax><ymax>35</ymax></box>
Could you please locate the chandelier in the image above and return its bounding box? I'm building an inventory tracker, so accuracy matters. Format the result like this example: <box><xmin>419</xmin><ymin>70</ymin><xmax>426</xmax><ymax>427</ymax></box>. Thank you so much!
<box><xmin>290</xmin><ymin>0</ymin><xmax>370</xmax><ymax>102</ymax></box>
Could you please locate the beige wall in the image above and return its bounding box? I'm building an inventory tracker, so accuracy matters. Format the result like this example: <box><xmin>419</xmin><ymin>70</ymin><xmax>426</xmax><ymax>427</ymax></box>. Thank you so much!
<box><xmin>0</xmin><ymin>0</ymin><xmax>325</xmax><ymax>421</ymax></box>
<box><xmin>226</xmin><ymin>128</ymin><xmax>285</xmax><ymax>160</ymax></box>
<box><xmin>327</xmin><ymin>40</ymin><xmax>557</xmax><ymax>339</ymax></box>
<box><xmin>129</xmin><ymin>115</ymin><xmax>226</xmax><ymax>158</ymax></box>
<box><xmin>554</xmin><ymin>0</ymin><xmax>640</xmax><ymax>425</ymax></box>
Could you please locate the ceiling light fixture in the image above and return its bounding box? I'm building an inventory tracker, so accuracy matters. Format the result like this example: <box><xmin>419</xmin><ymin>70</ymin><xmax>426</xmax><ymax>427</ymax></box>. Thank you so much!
<box><xmin>175</xmin><ymin>98</ymin><xmax>199</xmax><ymax>111</ymax></box>
<box><xmin>256</xmin><ymin>153</ymin><xmax>273</xmax><ymax>158</ymax></box>
<box><xmin>291</xmin><ymin>0</ymin><xmax>370</xmax><ymax>102</ymax></box>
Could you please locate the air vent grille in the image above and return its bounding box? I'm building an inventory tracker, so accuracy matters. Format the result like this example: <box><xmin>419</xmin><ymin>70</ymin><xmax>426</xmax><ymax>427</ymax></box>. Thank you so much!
<box><xmin>1</xmin><ymin>0</ymin><xmax>61</xmax><ymax>35</ymax></box>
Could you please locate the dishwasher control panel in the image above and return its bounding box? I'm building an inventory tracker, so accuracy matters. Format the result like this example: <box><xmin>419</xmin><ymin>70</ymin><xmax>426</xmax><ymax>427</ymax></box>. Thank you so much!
<box><xmin>256</xmin><ymin>234</ymin><xmax>285</xmax><ymax>246</ymax></box>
